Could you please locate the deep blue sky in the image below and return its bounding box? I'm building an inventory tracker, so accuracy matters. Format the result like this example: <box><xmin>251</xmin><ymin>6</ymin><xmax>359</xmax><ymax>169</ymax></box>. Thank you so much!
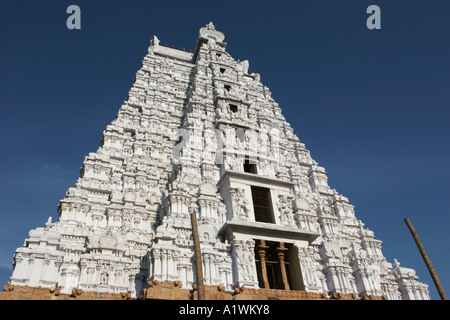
<box><xmin>0</xmin><ymin>1</ymin><xmax>448</xmax><ymax>300</ymax></box>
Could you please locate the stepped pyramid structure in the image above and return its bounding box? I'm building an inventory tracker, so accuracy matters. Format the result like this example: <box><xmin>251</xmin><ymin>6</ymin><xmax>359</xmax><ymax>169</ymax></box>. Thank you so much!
<box><xmin>7</xmin><ymin>23</ymin><xmax>430</xmax><ymax>300</ymax></box>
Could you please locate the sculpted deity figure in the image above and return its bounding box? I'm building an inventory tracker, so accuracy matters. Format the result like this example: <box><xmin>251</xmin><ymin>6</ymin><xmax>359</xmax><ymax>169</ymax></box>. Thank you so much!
<box><xmin>278</xmin><ymin>194</ymin><xmax>294</xmax><ymax>225</ymax></box>
<box><xmin>216</xmin><ymin>100</ymin><xmax>229</xmax><ymax>117</ymax></box>
<box><xmin>230</xmin><ymin>188</ymin><xmax>251</xmax><ymax>220</ymax></box>
<box><xmin>202</xmin><ymin>129</ymin><xmax>217</xmax><ymax>163</ymax></box>
<box><xmin>100</xmin><ymin>271</ymin><xmax>109</xmax><ymax>286</ymax></box>
<box><xmin>235</xmin><ymin>240</ymin><xmax>255</xmax><ymax>282</ymax></box>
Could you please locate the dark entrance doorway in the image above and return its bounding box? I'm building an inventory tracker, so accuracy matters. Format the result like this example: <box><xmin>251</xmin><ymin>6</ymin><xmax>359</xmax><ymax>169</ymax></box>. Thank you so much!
<box><xmin>254</xmin><ymin>240</ymin><xmax>305</xmax><ymax>291</ymax></box>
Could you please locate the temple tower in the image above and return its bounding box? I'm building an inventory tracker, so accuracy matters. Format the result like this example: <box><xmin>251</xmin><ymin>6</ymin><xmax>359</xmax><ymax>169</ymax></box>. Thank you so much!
<box><xmin>7</xmin><ymin>23</ymin><xmax>430</xmax><ymax>300</ymax></box>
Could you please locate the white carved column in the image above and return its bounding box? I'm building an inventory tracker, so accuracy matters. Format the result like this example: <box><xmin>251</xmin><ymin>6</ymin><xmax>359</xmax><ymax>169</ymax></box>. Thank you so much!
<box><xmin>231</xmin><ymin>239</ymin><xmax>258</xmax><ymax>288</ymax></box>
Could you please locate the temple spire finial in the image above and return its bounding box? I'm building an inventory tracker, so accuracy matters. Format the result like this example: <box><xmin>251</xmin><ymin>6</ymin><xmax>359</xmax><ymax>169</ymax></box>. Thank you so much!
<box><xmin>199</xmin><ymin>21</ymin><xmax>225</xmax><ymax>43</ymax></box>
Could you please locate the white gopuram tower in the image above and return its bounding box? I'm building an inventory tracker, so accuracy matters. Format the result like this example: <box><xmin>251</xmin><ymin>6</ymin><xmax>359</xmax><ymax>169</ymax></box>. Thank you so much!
<box><xmin>8</xmin><ymin>23</ymin><xmax>430</xmax><ymax>300</ymax></box>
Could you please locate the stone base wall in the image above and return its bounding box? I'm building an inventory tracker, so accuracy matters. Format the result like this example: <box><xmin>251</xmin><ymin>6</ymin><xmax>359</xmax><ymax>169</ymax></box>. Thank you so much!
<box><xmin>232</xmin><ymin>286</ymin><xmax>328</xmax><ymax>300</ymax></box>
<box><xmin>0</xmin><ymin>282</ymin><xmax>387</xmax><ymax>300</ymax></box>
<box><xmin>142</xmin><ymin>281</ymin><xmax>387</xmax><ymax>301</ymax></box>
<box><xmin>0</xmin><ymin>284</ymin><xmax>130</xmax><ymax>300</ymax></box>
<box><xmin>142</xmin><ymin>280</ymin><xmax>191</xmax><ymax>300</ymax></box>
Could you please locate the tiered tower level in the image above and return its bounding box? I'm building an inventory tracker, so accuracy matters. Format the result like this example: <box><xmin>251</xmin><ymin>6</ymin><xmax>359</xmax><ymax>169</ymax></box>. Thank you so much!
<box><xmin>8</xmin><ymin>23</ymin><xmax>430</xmax><ymax>300</ymax></box>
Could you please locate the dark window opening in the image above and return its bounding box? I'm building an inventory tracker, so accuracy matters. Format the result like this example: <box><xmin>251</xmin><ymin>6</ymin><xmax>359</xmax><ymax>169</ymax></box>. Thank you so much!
<box><xmin>251</xmin><ymin>186</ymin><xmax>274</xmax><ymax>224</ymax></box>
<box><xmin>220</xmin><ymin>68</ymin><xmax>226</xmax><ymax>74</ymax></box>
<box><xmin>244</xmin><ymin>159</ymin><xmax>257</xmax><ymax>174</ymax></box>
<box><xmin>229</xmin><ymin>104</ymin><xmax>238</xmax><ymax>113</ymax></box>
<box><xmin>124</xmin><ymin>129</ymin><xmax>136</xmax><ymax>138</ymax></box>
<box><xmin>224</xmin><ymin>85</ymin><xmax>232</xmax><ymax>92</ymax></box>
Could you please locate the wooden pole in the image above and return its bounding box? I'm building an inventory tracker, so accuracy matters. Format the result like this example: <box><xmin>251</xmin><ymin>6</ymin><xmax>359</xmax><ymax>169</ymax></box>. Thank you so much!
<box><xmin>404</xmin><ymin>217</ymin><xmax>447</xmax><ymax>300</ymax></box>
<box><xmin>190</xmin><ymin>208</ymin><xmax>206</xmax><ymax>300</ymax></box>
<box><xmin>277</xmin><ymin>242</ymin><xmax>290</xmax><ymax>291</ymax></box>
<box><xmin>258</xmin><ymin>240</ymin><xmax>270</xmax><ymax>289</ymax></box>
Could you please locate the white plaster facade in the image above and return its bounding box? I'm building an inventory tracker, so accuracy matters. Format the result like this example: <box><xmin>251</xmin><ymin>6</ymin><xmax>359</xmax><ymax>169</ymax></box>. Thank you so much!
<box><xmin>8</xmin><ymin>23</ymin><xmax>429</xmax><ymax>300</ymax></box>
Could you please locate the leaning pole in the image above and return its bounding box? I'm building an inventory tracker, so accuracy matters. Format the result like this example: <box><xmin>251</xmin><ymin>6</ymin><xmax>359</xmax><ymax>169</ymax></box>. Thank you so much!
<box><xmin>404</xmin><ymin>217</ymin><xmax>447</xmax><ymax>300</ymax></box>
<box><xmin>190</xmin><ymin>203</ymin><xmax>206</xmax><ymax>300</ymax></box>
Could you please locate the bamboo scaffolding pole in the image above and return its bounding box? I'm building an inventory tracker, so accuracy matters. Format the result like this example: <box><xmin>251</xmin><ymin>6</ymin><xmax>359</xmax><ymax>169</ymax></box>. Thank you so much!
<box><xmin>191</xmin><ymin>206</ymin><xmax>206</xmax><ymax>300</ymax></box>
<box><xmin>404</xmin><ymin>217</ymin><xmax>447</xmax><ymax>300</ymax></box>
